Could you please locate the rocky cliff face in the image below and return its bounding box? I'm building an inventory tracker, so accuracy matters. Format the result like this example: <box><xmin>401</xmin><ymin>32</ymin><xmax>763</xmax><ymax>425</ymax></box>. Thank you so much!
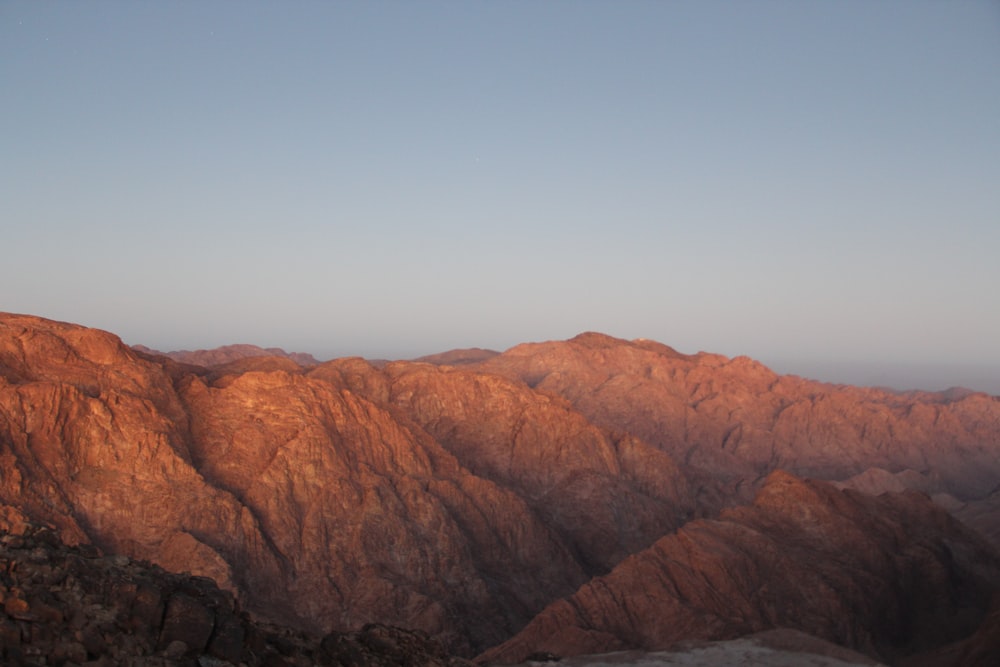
<box><xmin>2</xmin><ymin>314</ymin><xmax>999</xmax><ymax>664</ymax></box>
<box><xmin>480</xmin><ymin>472</ymin><xmax>1000</xmax><ymax>666</ymax></box>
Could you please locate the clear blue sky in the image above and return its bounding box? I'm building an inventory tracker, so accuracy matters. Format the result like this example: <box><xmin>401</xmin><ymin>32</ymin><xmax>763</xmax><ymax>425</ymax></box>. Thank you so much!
<box><xmin>3</xmin><ymin>1</ymin><xmax>999</xmax><ymax>392</ymax></box>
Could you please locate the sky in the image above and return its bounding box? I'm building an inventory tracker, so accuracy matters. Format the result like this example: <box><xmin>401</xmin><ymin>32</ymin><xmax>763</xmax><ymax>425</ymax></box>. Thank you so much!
<box><xmin>3</xmin><ymin>1</ymin><xmax>999</xmax><ymax>393</ymax></box>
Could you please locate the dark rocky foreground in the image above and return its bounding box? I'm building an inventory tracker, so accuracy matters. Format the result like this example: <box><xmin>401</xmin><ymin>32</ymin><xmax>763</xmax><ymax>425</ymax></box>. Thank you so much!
<box><xmin>0</xmin><ymin>521</ymin><xmax>471</xmax><ymax>667</ymax></box>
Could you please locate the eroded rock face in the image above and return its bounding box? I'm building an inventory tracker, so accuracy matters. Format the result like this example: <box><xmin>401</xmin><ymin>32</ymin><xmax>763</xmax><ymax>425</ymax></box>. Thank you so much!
<box><xmin>478</xmin><ymin>472</ymin><xmax>1000</xmax><ymax>665</ymax></box>
<box><xmin>178</xmin><ymin>365</ymin><xmax>590</xmax><ymax>651</ymax></box>
<box><xmin>315</xmin><ymin>360</ymin><xmax>700</xmax><ymax>574</ymax></box>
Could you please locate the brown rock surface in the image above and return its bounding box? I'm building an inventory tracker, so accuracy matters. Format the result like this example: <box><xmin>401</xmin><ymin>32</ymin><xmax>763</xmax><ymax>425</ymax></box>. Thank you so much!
<box><xmin>4</xmin><ymin>315</ymin><xmax>1000</xmax><ymax>661</ymax></box>
<box><xmin>472</xmin><ymin>333</ymin><xmax>1000</xmax><ymax>501</ymax></box>
<box><xmin>478</xmin><ymin>472</ymin><xmax>1000</xmax><ymax>665</ymax></box>
<box><xmin>5</xmin><ymin>314</ymin><xmax>687</xmax><ymax>653</ymax></box>
<box><xmin>312</xmin><ymin>359</ymin><xmax>701</xmax><ymax>574</ymax></box>
<box><xmin>178</xmin><ymin>363</ymin><xmax>588</xmax><ymax>651</ymax></box>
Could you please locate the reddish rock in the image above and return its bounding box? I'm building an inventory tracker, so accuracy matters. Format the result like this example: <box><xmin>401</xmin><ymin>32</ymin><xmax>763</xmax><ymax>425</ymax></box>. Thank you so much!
<box><xmin>178</xmin><ymin>364</ymin><xmax>589</xmax><ymax>652</ymax></box>
<box><xmin>478</xmin><ymin>472</ymin><xmax>1000</xmax><ymax>665</ymax></box>
<box><xmin>472</xmin><ymin>333</ymin><xmax>1000</xmax><ymax>501</ymax></box>
<box><xmin>338</xmin><ymin>361</ymin><xmax>700</xmax><ymax>574</ymax></box>
<box><xmin>2</xmin><ymin>315</ymin><xmax>607</xmax><ymax>652</ymax></box>
<box><xmin>3</xmin><ymin>594</ymin><xmax>31</xmax><ymax>620</ymax></box>
<box><xmin>4</xmin><ymin>314</ymin><xmax>1000</xmax><ymax>661</ymax></box>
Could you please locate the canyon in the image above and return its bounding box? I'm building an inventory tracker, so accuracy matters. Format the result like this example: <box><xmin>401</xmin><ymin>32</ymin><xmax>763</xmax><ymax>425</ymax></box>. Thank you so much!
<box><xmin>1</xmin><ymin>313</ymin><xmax>999</xmax><ymax>666</ymax></box>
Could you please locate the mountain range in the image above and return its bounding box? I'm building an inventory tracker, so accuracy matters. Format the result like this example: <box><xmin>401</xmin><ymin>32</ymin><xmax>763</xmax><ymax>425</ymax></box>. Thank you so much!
<box><xmin>1</xmin><ymin>312</ymin><xmax>998</xmax><ymax>666</ymax></box>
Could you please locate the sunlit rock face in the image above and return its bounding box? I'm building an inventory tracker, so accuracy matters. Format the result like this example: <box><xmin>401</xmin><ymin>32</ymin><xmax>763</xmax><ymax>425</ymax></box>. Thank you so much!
<box><xmin>0</xmin><ymin>314</ymin><xmax>696</xmax><ymax>654</ymax></box>
<box><xmin>2</xmin><ymin>312</ymin><xmax>999</xmax><ymax>663</ymax></box>
<box><xmin>470</xmin><ymin>332</ymin><xmax>1000</xmax><ymax>501</ymax></box>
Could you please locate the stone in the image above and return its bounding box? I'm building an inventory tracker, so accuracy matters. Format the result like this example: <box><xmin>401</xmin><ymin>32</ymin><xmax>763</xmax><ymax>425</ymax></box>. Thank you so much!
<box><xmin>3</xmin><ymin>596</ymin><xmax>31</xmax><ymax>620</ymax></box>
<box><xmin>206</xmin><ymin>614</ymin><xmax>245</xmax><ymax>663</ymax></box>
<box><xmin>158</xmin><ymin>593</ymin><xmax>214</xmax><ymax>655</ymax></box>
<box><xmin>162</xmin><ymin>639</ymin><xmax>188</xmax><ymax>659</ymax></box>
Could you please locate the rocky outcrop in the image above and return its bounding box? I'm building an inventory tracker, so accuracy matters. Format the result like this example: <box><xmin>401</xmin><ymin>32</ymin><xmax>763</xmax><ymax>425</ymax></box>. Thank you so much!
<box><xmin>0</xmin><ymin>522</ymin><xmax>470</xmax><ymax>667</ymax></box>
<box><xmin>478</xmin><ymin>472</ymin><xmax>1000</xmax><ymax>665</ymax></box>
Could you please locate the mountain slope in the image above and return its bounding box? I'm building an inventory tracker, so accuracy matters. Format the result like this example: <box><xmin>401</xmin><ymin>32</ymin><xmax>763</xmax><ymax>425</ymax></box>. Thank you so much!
<box><xmin>479</xmin><ymin>472</ymin><xmax>1000</xmax><ymax>665</ymax></box>
<box><xmin>310</xmin><ymin>358</ymin><xmax>704</xmax><ymax>574</ymax></box>
<box><xmin>471</xmin><ymin>333</ymin><xmax>1000</xmax><ymax>501</ymax></box>
<box><xmin>3</xmin><ymin>314</ymin><xmax>999</xmax><ymax>662</ymax></box>
<box><xmin>0</xmin><ymin>314</ymin><xmax>698</xmax><ymax>654</ymax></box>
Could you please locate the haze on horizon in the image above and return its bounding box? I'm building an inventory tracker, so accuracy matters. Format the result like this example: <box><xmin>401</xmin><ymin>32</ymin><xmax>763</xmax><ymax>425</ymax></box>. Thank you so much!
<box><xmin>2</xmin><ymin>1</ymin><xmax>998</xmax><ymax>394</ymax></box>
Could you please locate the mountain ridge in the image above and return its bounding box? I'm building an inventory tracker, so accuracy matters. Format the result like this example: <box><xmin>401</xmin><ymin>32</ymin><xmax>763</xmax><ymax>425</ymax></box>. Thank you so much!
<box><xmin>133</xmin><ymin>342</ymin><xmax>321</xmax><ymax>368</ymax></box>
<box><xmin>2</xmin><ymin>312</ymin><xmax>999</xmax><ymax>665</ymax></box>
<box><xmin>479</xmin><ymin>471</ymin><xmax>1000</xmax><ymax>665</ymax></box>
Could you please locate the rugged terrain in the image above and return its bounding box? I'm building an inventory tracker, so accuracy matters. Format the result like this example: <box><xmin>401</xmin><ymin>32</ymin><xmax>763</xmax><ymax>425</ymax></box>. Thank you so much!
<box><xmin>0</xmin><ymin>315</ymin><xmax>699</xmax><ymax>654</ymax></box>
<box><xmin>480</xmin><ymin>472</ymin><xmax>1000</xmax><ymax>665</ymax></box>
<box><xmin>1</xmin><ymin>313</ymin><xmax>999</xmax><ymax>665</ymax></box>
<box><xmin>0</xmin><ymin>519</ymin><xmax>468</xmax><ymax>666</ymax></box>
<box><xmin>466</xmin><ymin>333</ymin><xmax>1000</xmax><ymax>504</ymax></box>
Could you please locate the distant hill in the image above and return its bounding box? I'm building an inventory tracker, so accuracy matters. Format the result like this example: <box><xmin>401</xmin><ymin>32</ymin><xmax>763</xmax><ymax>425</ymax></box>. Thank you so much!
<box><xmin>414</xmin><ymin>347</ymin><xmax>500</xmax><ymax>366</ymax></box>
<box><xmin>133</xmin><ymin>343</ymin><xmax>320</xmax><ymax>367</ymax></box>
